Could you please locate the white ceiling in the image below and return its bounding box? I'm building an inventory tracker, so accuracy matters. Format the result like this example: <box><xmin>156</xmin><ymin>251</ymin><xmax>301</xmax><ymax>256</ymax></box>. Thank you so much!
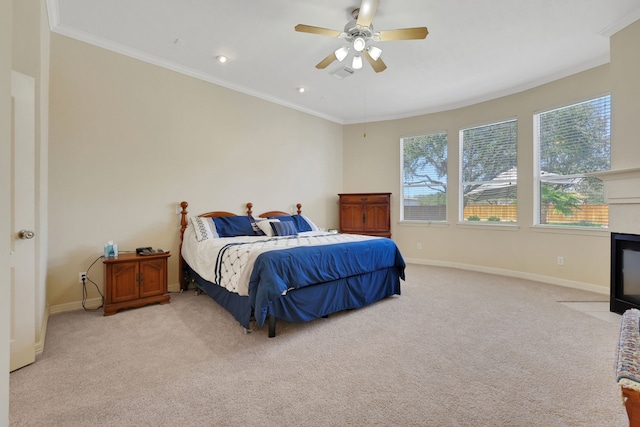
<box><xmin>47</xmin><ymin>0</ymin><xmax>640</xmax><ymax>124</ymax></box>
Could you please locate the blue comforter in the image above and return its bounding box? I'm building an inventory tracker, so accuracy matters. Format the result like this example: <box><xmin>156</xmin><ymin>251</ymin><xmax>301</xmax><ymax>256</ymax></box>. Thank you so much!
<box><xmin>248</xmin><ymin>237</ymin><xmax>405</xmax><ymax>327</ymax></box>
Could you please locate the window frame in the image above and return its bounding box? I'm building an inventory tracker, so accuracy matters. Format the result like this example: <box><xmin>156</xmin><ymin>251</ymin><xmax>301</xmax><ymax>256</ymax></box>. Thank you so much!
<box><xmin>533</xmin><ymin>94</ymin><xmax>611</xmax><ymax>229</ymax></box>
<box><xmin>459</xmin><ymin>118</ymin><xmax>518</xmax><ymax>224</ymax></box>
<box><xmin>399</xmin><ymin>131</ymin><xmax>448</xmax><ymax>223</ymax></box>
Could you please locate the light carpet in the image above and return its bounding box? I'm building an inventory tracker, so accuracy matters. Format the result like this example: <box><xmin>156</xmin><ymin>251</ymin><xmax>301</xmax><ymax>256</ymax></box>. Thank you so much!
<box><xmin>10</xmin><ymin>264</ymin><xmax>628</xmax><ymax>426</ymax></box>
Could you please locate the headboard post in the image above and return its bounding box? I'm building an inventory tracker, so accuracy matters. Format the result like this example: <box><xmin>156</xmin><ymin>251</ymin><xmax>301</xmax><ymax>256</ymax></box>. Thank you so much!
<box><xmin>246</xmin><ymin>202</ymin><xmax>253</xmax><ymax>216</ymax></box>
<box><xmin>179</xmin><ymin>201</ymin><xmax>188</xmax><ymax>290</ymax></box>
<box><xmin>296</xmin><ymin>203</ymin><xmax>302</xmax><ymax>215</ymax></box>
<box><xmin>179</xmin><ymin>201</ymin><xmax>189</xmax><ymax>239</ymax></box>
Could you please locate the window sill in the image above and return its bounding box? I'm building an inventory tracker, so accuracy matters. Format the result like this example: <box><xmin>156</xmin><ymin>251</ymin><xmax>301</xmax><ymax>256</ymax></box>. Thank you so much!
<box><xmin>456</xmin><ymin>222</ymin><xmax>520</xmax><ymax>231</ymax></box>
<box><xmin>398</xmin><ymin>220</ymin><xmax>449</xmax><ymax>228</ymax></box>
<box><xmin>530</xmin><ymin>225</ymin><xmax>609</xmax><ymax>237</ymax></box>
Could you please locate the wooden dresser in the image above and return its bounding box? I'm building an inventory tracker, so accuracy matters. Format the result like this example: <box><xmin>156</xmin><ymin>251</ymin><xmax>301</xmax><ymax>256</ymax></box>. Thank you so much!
<box><xmin>103</xmin><ymin>252</ymin><xmax>171</xmax><ymax>315</ymax></box>
<box><xmin>338</xmin><ymin>192</ymin><xmax>391</xmax><ymax>238</ymax></box>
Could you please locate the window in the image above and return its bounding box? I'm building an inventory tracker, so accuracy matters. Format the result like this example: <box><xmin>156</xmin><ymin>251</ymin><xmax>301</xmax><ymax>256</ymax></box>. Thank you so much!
<box><xmin>460</xmin><ymin>119</ymin><xmax>518</xmax><ymax>223</ymax></box>
<box><xmin>534</xmin><ymin>95</ymin><xmax>610</xmax><ymax>227</ymax></box>
<box><xmin>401</xmin><ymin>132</ymin><xmax>448</xmax><ymax>221</ymax></box>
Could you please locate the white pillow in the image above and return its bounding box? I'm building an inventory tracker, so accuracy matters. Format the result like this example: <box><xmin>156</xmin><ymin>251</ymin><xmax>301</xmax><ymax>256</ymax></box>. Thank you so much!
<box><xmin>190</xmin><ymin>216</ymin><xmax>218</xmax><ymax>241</ymax></box>
<box><xmin>256</xmin><ymin>219</ymin><xmax>279</xmax><ymax>237</ymax></box>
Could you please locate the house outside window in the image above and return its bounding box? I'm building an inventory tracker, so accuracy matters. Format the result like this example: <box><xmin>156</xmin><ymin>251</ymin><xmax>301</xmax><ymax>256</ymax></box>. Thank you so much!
<box><xmin>460</xmin><ymin>119</ymin><xmax>518</xmax><ymax>223</ymax></box>
<box><xmin>534</xmin><ymin>95</ymin><xmax>611</xmax><ymax>228</ymax></box>
<box><xmin>400</xmin><ymin>132</ymin><xmax>448</xmax><ymax>221</ymax></box>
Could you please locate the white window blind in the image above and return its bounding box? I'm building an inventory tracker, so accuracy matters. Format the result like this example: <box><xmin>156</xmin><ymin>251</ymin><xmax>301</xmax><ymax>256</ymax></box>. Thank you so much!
<box><xmin>535</xmin><ymin>95</ymin><xmax>610</xmax><ymax>227</ymax></box>
<box><xmin>401</xmin><ymin>132</ymin><xmax>448</xmax><ymax>221</ymax></box>
<box><xmin>461</xmin><ymin>119</ymin><xmax>518</xmax><ymax>223</ymax></box>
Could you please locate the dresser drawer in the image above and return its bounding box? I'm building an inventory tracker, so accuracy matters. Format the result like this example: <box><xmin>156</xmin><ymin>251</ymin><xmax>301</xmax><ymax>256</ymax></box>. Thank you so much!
<box><xmin>339</xmin><ymin>194</ymin><xmax>389</xmax><ymax>204</ymax></box>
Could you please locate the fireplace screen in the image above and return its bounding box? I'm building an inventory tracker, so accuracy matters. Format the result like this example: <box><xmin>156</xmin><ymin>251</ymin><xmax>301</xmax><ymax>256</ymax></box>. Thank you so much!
<box><xmin>611</xmin><ymin>233</ymin><xmax>640</xmax><ymax>314</ymax></box>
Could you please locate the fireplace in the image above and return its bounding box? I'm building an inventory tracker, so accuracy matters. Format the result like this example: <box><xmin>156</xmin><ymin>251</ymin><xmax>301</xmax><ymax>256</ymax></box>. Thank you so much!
<box><xmin>611</xmin><ymin>232</ymin><xmax>640</xmax><ymax>314</ymax></box>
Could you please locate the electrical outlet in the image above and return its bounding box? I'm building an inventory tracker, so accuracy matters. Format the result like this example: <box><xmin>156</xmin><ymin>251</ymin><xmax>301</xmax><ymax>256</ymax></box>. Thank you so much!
<box><xmin>79</xmin><ymin>272</ymin><xmax>87</xmax><ymax>284</ymax></box>
<box><xmin>417</xmin><ymin>243</ymin><xmax>422</xmax><ymax>250</ymax></box>
<box><xmin>557</xmin><ymin>256</ymin><xmax>564</xmax><ymax>266</ymax></box>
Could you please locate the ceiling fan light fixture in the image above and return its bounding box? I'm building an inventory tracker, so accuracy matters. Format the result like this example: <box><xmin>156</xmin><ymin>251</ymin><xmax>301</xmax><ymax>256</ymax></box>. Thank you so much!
<box><xmin>352</xmin><ymin>54</ymin><xmax>363</xmax><ymax>70</ymax></box>
<box><xmin>367</xmin><ymin>46</ymin><xmax>382</xmax><ymax>61</ymax></box>
<box><xmin>353</xmin><ymin>37</ymin><xmax>366</xmax><ymax>52</ymax></box>
<box><xmin>334</xmin><ymin>46</ymin><xmax>349</xmax><ymax>62</ymax></box>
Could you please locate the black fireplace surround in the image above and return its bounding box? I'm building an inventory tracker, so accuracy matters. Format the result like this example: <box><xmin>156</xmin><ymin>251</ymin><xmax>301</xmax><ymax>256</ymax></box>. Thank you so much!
<box><xmin>611</xmin><ymin>232</ymin><xmax>640</xmax><ymax>314</ymax></box>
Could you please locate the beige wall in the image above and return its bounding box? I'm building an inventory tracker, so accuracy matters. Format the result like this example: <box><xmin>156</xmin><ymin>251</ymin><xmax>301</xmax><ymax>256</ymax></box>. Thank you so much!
<box><xmin>611</xmin><ymin>19</ymin><xmax>640</xmax><ymax>170</ymax></box>
<box><xmin>608</xmin><ymin>19</ymin><xmax>640</xmax><ymax>234</ymax></box>
<box><xmin>48</xmin><ymin>34</ymin><xmax>343</xmax><ymax>307</ymax></box>
<box><xmin>344</xmin><ymin>65</ymin><xmax>613</xmax><ymax>292</ymax></box>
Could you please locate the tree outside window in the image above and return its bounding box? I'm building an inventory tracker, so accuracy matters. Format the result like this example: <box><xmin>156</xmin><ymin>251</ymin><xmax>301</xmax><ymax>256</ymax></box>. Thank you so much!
<box><xmin>401</xmin><ymin>132</ymin><xmax>448</xmax><ymax>221</ymax></box>
<box><xmin>536</xmin><ymin>95</ymin><xmax>610</xmax><ymax>227</ymax></box>
<box><xmin>461</xmin><ymin>119</ymin><xmax>518</xmax><ymax>223</ymax></box>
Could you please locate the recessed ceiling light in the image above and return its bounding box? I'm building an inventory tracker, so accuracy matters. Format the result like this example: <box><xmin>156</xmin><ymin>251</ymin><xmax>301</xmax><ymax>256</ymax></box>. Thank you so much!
<box><xmin>297</xmin><ymin>87</ymin><xmax>306</xmax><ymax>93</ymax></box>
<box><xmin>216</xmin><ymin>55</ymin><xmax>228</xmax><ymax>63</ymax></box>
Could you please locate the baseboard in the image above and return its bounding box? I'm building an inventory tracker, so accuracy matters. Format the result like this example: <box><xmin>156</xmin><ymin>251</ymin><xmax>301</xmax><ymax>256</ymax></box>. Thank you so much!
<box><xmin>49</xmin><ymin>282</ymin><xmax>181</xmax><ymax>315</ymax></box>
<box><xmin>404</xmin><ymin>258</ymin><xmax>609</xmax><ymax>295</ymax></box>
<box><xmin>49</xmin><ymin>297</ymin><xmax>103</xmax><ymax>315</ymax></box>
<box><xmin>34</xmin><ymin>303</ymin><xmax>50</xmax><ymax>356</ymax></box>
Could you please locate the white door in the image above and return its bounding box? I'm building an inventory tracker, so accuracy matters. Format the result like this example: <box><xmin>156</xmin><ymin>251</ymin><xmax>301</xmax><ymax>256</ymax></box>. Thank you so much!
<box><xmin>10</xmin><ymin>70</ymin><xmax>36</xmax><ymax>372</ymax></box>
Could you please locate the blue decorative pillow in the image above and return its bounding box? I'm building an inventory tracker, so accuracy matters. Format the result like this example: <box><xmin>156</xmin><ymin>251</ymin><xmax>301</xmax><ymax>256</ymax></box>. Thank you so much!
<box><xmin>270</xmin><ymin>220</ymin><xmax>298</xmax><ymax>236</ymax></box>
<box><xmin>249</xmin><ymin>215</ymin><xmax>266</xmax><ymax>235</ymax></box>
<box><xmin>212</xmin><ymin>216</ymin><xmax>257</xmax><ymax>237</ymax></box>
<box><xmin>268</xmin><ymin>215</ymin><xmax>316</xmax><ymax>232</ymax></box>
<box><xmin>268</xmin><ymin>215</ymin><xmax>301</xmax><ymax>230</ymax></box>
<box><xmin>291</xmin><ymin>215</ymin><xmax>312</xmax><ymax>232</ymax></box>
<box><xmin>301</xmin><ymin>215</ymin><xmax>321</xmax><ymax>231</ymax></box>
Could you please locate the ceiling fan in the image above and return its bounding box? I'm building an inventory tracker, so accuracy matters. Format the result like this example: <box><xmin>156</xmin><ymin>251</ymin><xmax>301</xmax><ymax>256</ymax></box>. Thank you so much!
<box><xmin>294</xmin><ymin>0</ymin><xmax>428</xmax><ymax>73</ymax></box>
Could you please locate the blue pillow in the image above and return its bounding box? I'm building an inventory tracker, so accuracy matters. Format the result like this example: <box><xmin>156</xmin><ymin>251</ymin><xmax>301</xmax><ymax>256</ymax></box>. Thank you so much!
<box><xmin>268</xmin><ymin>215</ymin><xmax>313</xmax><ymax>232</ymax></box>
<box><xmin>212</xmin><ymin>216</ymin><xmax>257</xmax><ymax>237</ymax></box>
<box><xmin>249</xmin><ymin>216</ymin><xmax>266</xmax><ymax>235</ymax></box>
<box><xmin>291</xmin><ymin>215</ymin><xmax>312</xmax><ymax>232</ymax></box>
<box><xmin>270</xmin><ymin>220</ymin><xmax>298</xmax><ymax>236</ymax></box>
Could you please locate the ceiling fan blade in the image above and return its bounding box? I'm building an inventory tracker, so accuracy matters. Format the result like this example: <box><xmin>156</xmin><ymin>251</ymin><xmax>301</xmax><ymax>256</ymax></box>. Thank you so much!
<box><xmin>356</xmin><ymin>0</ymin><xmax>379</xmax><ymax>28</ymax></box>
<box><xmin>364</xmin><ymin>50</ymin><xmax>387</xmax><ymax>73</ymax></box>
<box><xmin>295</xmin><ymin>24</ymin><xmax>342</xmax><ymax>38</ymax></box>
<box><xmin>377</xmin><ymin>27</ymin><xmax>429</xmax><ymax>41</ymax></box>
<box><xmin>316</xmin><ymin>52</ymin><xmax>337</xmax><ymax>69</ymax></box>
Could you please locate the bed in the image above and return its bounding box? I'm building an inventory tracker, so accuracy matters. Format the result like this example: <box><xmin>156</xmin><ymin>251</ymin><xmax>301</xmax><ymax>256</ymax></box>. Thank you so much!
<box><xmin>178</xmin><ymin>201</ymin><xmax>405</xmax><ymax>337</ymax></box>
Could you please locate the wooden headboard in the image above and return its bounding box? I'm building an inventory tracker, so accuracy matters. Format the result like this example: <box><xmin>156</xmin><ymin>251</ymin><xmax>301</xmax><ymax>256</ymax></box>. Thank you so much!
<box><xmin>259</xmin><ymin>203</ymin><xmax>302</xmax><ymax>218</ymax></box>
<box><xmin>178</xmin><ymin>201</ymin><xmax>303</xmax><ymax>290</ymax></box>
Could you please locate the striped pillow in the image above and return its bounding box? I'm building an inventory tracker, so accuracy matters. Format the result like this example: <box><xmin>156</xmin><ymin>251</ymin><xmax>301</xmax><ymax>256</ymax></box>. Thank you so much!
<box><xmin>270</xmin><ymin>220</ymin><xmax>298</xmax><ymax>236</ymax></box>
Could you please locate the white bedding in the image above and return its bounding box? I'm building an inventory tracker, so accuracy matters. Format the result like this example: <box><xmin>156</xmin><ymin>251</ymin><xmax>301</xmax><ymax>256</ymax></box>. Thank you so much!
<box><xmin>181</xmin><ymin>225</ymin><xmax>378</xmax><ymax>296</ymax></box>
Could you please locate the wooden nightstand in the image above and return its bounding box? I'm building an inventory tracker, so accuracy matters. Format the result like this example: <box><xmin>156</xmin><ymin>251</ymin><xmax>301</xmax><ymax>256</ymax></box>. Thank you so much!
<box><xmin>103</xmin><ymin>252</ymin><xmax>171</xmax><ymax>316</ymax></box>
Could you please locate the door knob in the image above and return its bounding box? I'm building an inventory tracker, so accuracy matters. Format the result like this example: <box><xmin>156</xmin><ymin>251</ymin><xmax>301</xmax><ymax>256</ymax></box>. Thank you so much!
<box><xmin>18</xmin><ymin>229</ymin><xmax>35</xmax><ymax>239</ymax></box>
